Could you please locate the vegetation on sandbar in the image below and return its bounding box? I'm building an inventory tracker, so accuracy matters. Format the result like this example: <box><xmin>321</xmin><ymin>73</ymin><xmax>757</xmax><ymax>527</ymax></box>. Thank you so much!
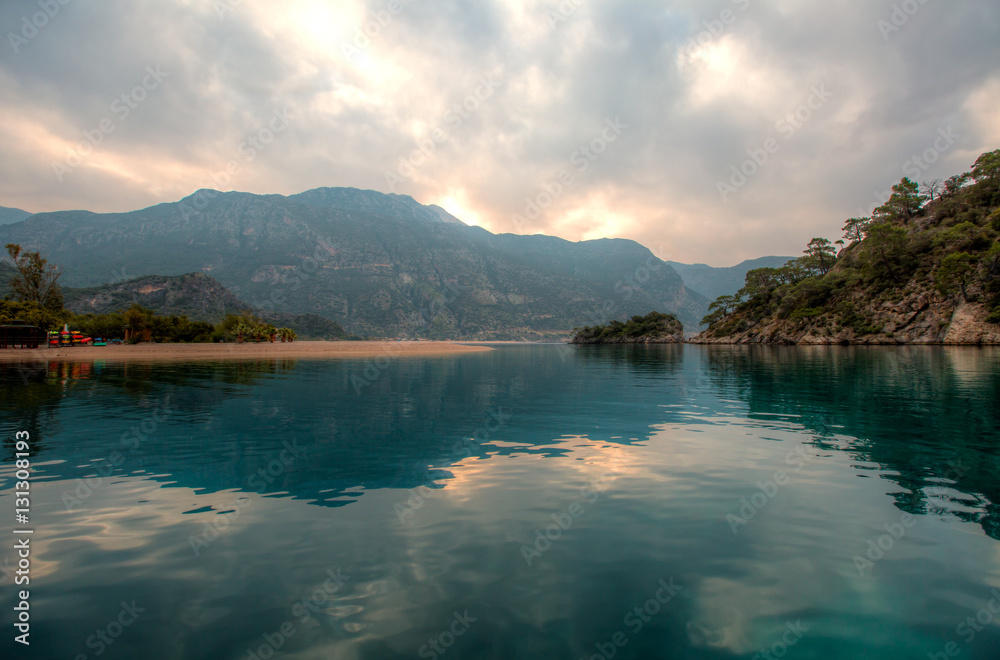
<box><xmin>571</xmin><ymin>311</ymin><xmax>683</xmax><ymax>343</ymax></box>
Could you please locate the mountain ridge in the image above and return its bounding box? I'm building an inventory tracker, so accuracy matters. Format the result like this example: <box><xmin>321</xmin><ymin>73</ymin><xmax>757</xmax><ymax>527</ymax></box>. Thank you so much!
<box><xmin>0</xmin><ymin>206</ymin><xmax>31</xmax><ymax>226</ymax></box>
<box><xmin>667</xmin><ymin>256</ymin><xmax>795</xmax><ymax>302</ymax></box>
<box><xmin>0</xmin><ymin>186</ymin><xmax>708</xmax><ymax>339</ymax></box>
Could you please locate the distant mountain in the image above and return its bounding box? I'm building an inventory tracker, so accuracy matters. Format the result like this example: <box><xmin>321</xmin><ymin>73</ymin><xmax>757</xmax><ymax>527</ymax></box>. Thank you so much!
<box><xmin>0</xmin><ymin>206</ymin><xmax>31</xmax><ymax>225</ymax></box>
<box><xmin>0</xmin><ymin>187</ymin><xmax>708</xmax><ymax>339</ymax></box>
<box><xmin>667</xmin><ymin>256</ymin><xmax>794</xmax><ymax>302</ymax></box>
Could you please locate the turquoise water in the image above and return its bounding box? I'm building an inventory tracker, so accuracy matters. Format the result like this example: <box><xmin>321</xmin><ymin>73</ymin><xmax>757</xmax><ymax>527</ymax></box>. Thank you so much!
<box><xmin>2</xmin><ymin>345</ymin><xmax>999</xmax><ymax>659</ymax></box>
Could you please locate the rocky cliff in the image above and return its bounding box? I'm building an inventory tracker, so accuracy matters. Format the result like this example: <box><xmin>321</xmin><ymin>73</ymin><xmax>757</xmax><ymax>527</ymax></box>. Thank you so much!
<box><xmin>690</xmin><ymin>289</ymin><xmax>1000</xmax><ymax>345</ymax></box>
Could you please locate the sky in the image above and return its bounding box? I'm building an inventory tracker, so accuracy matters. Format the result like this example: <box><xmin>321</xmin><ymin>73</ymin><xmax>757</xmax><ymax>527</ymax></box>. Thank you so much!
<box><xmin>1</xmin><ymin>0</ymin><xmax>998</xmax><ymax>266</ymax></box>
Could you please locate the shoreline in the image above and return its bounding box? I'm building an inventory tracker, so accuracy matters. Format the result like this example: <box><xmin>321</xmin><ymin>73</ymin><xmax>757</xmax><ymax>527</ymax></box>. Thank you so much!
<box><xmin>0</xmin><ymin>340</ymin><xmax>493</xmax><ymax>363</ymax></box>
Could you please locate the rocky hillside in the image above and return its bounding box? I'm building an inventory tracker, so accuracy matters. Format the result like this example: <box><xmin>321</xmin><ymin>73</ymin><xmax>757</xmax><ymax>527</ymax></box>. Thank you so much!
<box><xmin>0</xmin><ymin>187</ymin><xmax>706</xmax><ymax>339</ymax></box>
<box><xmin>693</xmin><ymin>149</ymin><xmax>1000</xmax><ymax>345</ymax></box>
<box><xmin>60</xmin><ymin>272</ymin><xmax>346</xmax><ymax>340</ymax></box>
<box><xmin>63</xmin><ymin>272</ymin><xmax>246</xmax><ymax>321</ymax></box>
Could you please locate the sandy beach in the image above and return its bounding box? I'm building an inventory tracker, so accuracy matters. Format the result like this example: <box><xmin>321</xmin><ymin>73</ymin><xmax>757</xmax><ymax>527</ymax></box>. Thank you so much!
<box><xmin>0</xmin><ymin>340</ymin><xmax>493</xmax><ymax>363</ymax></box>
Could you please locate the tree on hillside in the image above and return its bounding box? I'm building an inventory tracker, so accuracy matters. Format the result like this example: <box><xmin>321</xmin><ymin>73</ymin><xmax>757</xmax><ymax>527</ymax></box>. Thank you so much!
<box><xmin>701</xmin><ymin>294</ymin><xmax>740</xmax><ymax>326</ymax></box>
<box><xmin>936</xmin><ymin>252</ymin><xmax>977</xmax><ymax>302</ymax></box>
<box><xmin>921</xmin><ymin>179</ymin><xmax>943</xmax><ymax>201</ymax></box>
<box><xmin>971</xmin><ymin>149</ymin><xmax>1000</xmax><ymax>182</ymax></box>
<box><xmin>863</xmin><ymin>223</ymin><xmax>909</xmax><ymax>281</ymax></box>
<box><xmin>803</xmin><ymin>238</ymin><xmax>837</xmax><ymax>275</ymax></box>
<box><xmin>944</xmin><ymin>173</ymin><xmax>970</xmax><ymax>197</ymax></box>
<box><xmin>874</xmin><ymin>178</ymin><xmax>927</xmax><ymax>223</ymax></box>
<box><xmin>842</xmin><ymin>217</ymin><xmax>870</xmax><ymax>243</ymax></box>
<box><xmin>5</xmin><ymin>243</ymin><xmax>63</xmax><ymax>311</ymax></box>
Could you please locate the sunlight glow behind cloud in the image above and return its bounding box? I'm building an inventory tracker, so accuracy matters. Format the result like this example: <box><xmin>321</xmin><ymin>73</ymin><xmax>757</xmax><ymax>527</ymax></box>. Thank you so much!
<box><xmin>0</xmin><ymin>0</ymin><xmax>997</xmax><ymax>264</ymax></box>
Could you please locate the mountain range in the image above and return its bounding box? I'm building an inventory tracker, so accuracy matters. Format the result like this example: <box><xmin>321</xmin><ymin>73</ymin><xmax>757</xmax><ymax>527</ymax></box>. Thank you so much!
<box><xmin>1</xmin><ymin>188</ymin><xmax>711</xmax><ymax>339</ymax></box>
<box><xmin>0</xmin><ymin>206</ymin><xmax>31</xmax><ymax>225</ymax></box>
<box><xmin>666</xmin><ymin>257</ymin><xmax>795</xmax><ymax>302</ymax></box>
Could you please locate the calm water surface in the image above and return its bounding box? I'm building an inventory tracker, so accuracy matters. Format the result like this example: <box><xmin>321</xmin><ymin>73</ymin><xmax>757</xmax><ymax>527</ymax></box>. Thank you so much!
<box><xmin>1</xmin><ymin>345</ymin><xmax>999</xmax><ymax>659</ymax></box>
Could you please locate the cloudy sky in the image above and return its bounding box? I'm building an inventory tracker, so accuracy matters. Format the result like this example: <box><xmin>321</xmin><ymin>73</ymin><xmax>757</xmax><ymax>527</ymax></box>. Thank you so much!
<box><xmin>1</xmin><ymin>0</ymin><xmax>998</xmax><ymax>265</ymax></box>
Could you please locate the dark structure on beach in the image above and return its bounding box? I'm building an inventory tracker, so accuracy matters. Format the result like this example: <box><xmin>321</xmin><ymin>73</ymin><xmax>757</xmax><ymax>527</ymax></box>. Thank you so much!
<box><xmin>0</xmin><ymin>320</ymin><xmax>44</xmax><ymax>349</ymax></box>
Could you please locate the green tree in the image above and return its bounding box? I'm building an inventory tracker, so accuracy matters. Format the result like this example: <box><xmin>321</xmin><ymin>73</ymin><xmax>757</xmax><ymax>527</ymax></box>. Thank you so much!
<box><xmin>874</xmin><ymin>178</ymin><xmax>927</xmax><ymax>223</ymax></box>
<box><xmin>803</xmin><ymin>238</ymin><xmax>837</xmax><ymax>275</ymax></box>
<box><xmin>971</xmin><ymin>149</ymin><xmax>1000</xmax><ymax>182</ymax></box>
<box><xmin>701</xmin><ymin>294</ymin><xmax>739</xmax><ymax>327</ymax></box>
<box><xmin>842</xmin><ymin>217</ymin><xmax>870</xmax><ymax>243</ymax></box>
<box><xmin>5</xmin><ymin>243</ymin><xmax>63</xmax><ymax>309</ymax></box>
<box><xmin>122</xmin><ymin>304</ymin><xmax>151</xmax><ymax>332</ymax></box>
<box><xmin>944</xmin><ymin>173</ymin><xmax>970</xmax><ymax>196</ymax></box>
<box><xmin>863</xmin><ymin>223</ymin><xmax>909</xmax><ymax>281</ymax></box>
<box><xmin>921</xmin><ymin>179</ymin><xmax>943</xmax><ymax>201</ymax></box>
<box><xmin>0</xmin><ymin>300</ymin><xmax>67</xmax><ymax>331</ymax></box>
<box><xmin>936</xmin><ymin>252</ymin><xmax>977</xmax><ymax>302</ymax></box>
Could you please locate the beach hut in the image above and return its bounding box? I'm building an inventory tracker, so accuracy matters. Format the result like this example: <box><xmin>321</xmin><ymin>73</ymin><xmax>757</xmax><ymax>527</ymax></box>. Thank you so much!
<box><xmin>0</xmin><ymin>320</ymin><xmax>44</xmax><ymax>349</ymax></box>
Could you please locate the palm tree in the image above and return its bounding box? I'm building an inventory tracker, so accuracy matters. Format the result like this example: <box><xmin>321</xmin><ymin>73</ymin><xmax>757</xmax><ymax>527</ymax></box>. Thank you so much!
<box><xmin>233</xmin><ymin>322</ymin><xmax>249</xmax><ymax>343</ymax></box>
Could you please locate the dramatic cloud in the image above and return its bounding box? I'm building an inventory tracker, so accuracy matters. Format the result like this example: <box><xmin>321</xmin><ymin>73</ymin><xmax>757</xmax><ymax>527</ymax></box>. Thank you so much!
<box><xmin>1</xmin><ymin>0</ymin><xmax>998</xmax><ymax>264</ymax></box>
